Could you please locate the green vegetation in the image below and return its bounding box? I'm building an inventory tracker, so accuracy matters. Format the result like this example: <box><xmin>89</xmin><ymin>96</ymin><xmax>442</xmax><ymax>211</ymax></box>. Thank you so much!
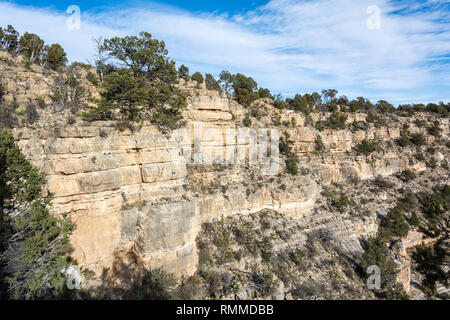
<box><xmin>0</xmin><ymin>130</ymin><xmax>75</xmax><ymax>299</ymax></box>
<box><xmin>177</xmin><ymin>64</ymin><xmax>190</xmax><ymax>81</ymax></box>
<box><xmin>397</xmin><ymin>170</ymin><xmax>416</xmax><ymax>182</ymax></box>
<box><xmin>285</xmin><ymin>157</ymin><xmax>299</xmax><ymax>176</ymax></box>
<box><xmin>205</xmin><ymin>74</ymin><xmax>221</xmax><ymax>92</ymax></box>
<box><xmin>360</xmin><ymin>235</ymin><xmax>407</xmax><ymax>299</ymax></box>
<box><xmin>0</xmin><ymin>25</ymin><xmax>67</xmax><ymax>70</ymax></box>
<box><xmin>410</xmin><ymin>132</ymin><xmax>426</xmax><ymax>147</ymax></box>
<box><xmin>355</xmin><ymin>139</ymin><xmax>378</xmax><ymax>156</ymax></box>
<box><xmin>412</xmin><ymin>240</ymin><xmax>449</xmax><ymax>298</ymax></box>
<box><xmin>286</xmin><ymin>93</ymin><xmax>318</xmax><ymax>115</ymax></box>
<box><xmin>191</xmin><ymin>72</ymin><xmax>204</xmax><ymax>84</ymax></box>
<box><xmin>50</xmin><ymin>67</ymin><xmax>87</xmax><ymax>114</ymax></box>
<box><xmin>18</xmin><ymin>32</ymin><xmax>44</xmax><ymax>65</ymax></box>
<box><xmin>82</xmin><ymin>32</ymin><xmax>186</xmax><ymax>132</ymax></box>
<box><xmin>417</xmin><ymin>185</ymin><xmax>449</xmax><ymax>237</ymax></box>
<box><xmin>428</xmin><ymin>121</ymin><xmax>443</xmax><ymax>138</ymax></box>
<box><xmin>381</xmin><ymin>205</ymin><xmax>410</xmax><ymax>239</ymax></box>
<box><xmin>316</xmin><ymin>112</ymin><xmax>348</xmax><ymax>130</ymax></box>
<box><xmin>314</xmin><ymin>135</ymin><xmax>325</xmax><ymax>154</ymax></box>
<box><xmin>134</xmin><ymin>268</ymin><xmax>177</xmax><ymax>300</ymax></box>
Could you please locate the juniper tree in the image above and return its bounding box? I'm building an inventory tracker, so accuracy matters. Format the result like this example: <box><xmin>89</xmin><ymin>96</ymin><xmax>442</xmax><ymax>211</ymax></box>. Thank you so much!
<box><xmin>0</xmin><ymin>25</ymin><xmax>19</xmax><ymax>53</ymax></box>
<box><xmin>205</xmin><ymin>74</ymin><xmax>221</xmax><ymax>92</ymax></box>
<box><xmin>178</xmin><ymin>64</ymin><xmax>190</xmax><ymax>82</ymax></box>
<box><xmin>0</xmin><ymin>130</ymin><xmax>75</xmax><ymax>300</ymax></box>
<box><xmin>191</xmin><ymin>72</ymin><xmax>204</xmax><ymax>84</ymax></box>
<box><xmin>19</xmin><ymin>32</ymin><xmax>45</xmax><ymax>65</ymax></box>
<box><xmin>83</xmin><ymin>32</ymin><xmax>186</xmax><ymax>132</ymax></box>
<box><xmin>45</xmin><ymin>44</ymin><xmax>68</xmax><ymax>70</ymax></box>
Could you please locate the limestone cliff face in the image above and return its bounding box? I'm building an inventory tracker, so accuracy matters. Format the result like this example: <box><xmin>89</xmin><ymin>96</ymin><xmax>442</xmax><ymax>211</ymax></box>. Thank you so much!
<box><xmin>3</xmin><ymin>59</ymin><xmax>448</xmax><ymax>287</ymax></box>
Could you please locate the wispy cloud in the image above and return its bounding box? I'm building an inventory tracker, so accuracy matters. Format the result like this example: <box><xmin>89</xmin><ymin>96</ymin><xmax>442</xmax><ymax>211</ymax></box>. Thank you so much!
<box><xmin>0</xmin><ymin>0</ymin><xmax>448</xmax><ymax>104</ymax></box>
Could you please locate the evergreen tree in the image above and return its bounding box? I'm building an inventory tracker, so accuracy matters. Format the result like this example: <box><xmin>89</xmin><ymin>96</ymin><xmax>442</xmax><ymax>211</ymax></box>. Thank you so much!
<box><xmin>83</xmin><ymin>32</ymin><xmax>186</xmax><ymax>132</ymax></box>
<box><xmin>360</xmin><ymin>235</ymin><xmax>399</xmax><ymax>294</ymax></box>
<box><xmin>45</xmin><ymin>44</ymin><xmax>68</xmax><ymax>70</ymax></box>
<box><xmin>218</xmin><ymin>70</ymin><xmax>234</xmax><ymax>95</ymax></box>
<box><xmin>205</xmin><ymin>74</ymin><xmax>221</xmax><ymax>92</ymax></box>
<box><xmin>19</xmin><ymin>32</ymin><xmax>45</xmax><ymax>64</ymax></box>
<box><xmin>178</xmin><ymin>64</ymin><xmax>190</xmax><ymax>82</ymax></box>
<box><xmin>1</xmin><ymin>25</ymin><xmax>19</xmax><ymax>53</ymax></box>
<box><xmin>381</xmin><ymin>206</ymin><xmax>410</xmax><ymax>239</ymax></box>
<box><xmin>191</xmin><ymin>72</ymin><xmax>204</xmax><ymax>84</ymax></box>
<box><xmin>0</xmin><ymin>130</ymin><xmax>75</xmax><ymax>300</ymax></box>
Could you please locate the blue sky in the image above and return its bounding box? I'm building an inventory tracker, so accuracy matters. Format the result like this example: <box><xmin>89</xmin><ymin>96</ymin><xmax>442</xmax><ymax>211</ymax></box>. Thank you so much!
<box><xmin>8</xmin><ymin>0</ymin><xmax>270</xmax><ymax>14</ymax></box>
<box><xmin>0</xmin><ymin>0</ymin><xmax>449</xmax><ymax>105</ymax></box>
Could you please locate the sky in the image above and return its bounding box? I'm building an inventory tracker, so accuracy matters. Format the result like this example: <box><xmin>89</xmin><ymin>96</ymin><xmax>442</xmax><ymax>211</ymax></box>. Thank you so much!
<box><xmin>0</xmin><ymin>0</ymin><xmax>449</xmax><ymax>105</ymax></box>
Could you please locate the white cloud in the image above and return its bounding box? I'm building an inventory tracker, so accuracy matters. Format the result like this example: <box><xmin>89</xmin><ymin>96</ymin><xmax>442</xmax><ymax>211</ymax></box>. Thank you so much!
<box><xmin>0</xmin><ymin>0</ymin><xmax>448</xmax><ymax>104</ymax></box>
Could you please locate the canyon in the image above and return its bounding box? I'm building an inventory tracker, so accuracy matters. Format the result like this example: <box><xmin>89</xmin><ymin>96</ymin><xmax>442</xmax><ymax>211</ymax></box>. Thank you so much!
<box><xmin>1</xmin><ymin>52</ymin><xmax>449</xmax><ymax>298</ymax></box>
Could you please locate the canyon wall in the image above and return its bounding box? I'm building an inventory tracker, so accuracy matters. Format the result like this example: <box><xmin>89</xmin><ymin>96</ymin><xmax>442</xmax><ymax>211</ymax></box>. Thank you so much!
<box><xmin>2</xmin><ymin>56</ymin><xmax>448</xmax><ymax>288</ymax></box>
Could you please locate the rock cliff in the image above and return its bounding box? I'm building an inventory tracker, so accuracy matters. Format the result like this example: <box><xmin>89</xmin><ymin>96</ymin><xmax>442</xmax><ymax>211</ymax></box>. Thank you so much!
<box><xmin>1</xmin><ymin>53</ymin><xmax>448</xmax><ymax>298</ymax></box>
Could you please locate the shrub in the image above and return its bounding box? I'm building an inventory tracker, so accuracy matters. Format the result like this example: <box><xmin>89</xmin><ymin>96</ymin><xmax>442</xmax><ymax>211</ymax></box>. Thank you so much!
<box><xmin>396</xmin><ymin>132</ymin><xmax>411</xmax><ymax>148</ymax></box>
<box><xmin>291</xmin><ymin>280</ymin><xmax>327</xmax><ymax>300</ymax></box>
<box><xmin>374</xmin><ymin>176</ymin><xmax>393</xmax><ymax>189</ymax></box>
<box><xmin>417</xmin><ymin>186</ymin><xmax>449</xmax><ymax>235</ymax></box>
<box><xmin>325</xmin><ymin>112</ymin><xmax>348</xmax><ymax>130</ymax></box>
<box><xmin>87</xmin><ymin>71</ymin><xmax>99</xmax><ymax>86</ymax></box>
<box><xmin>410</xmin><ymin>133</ymin><xmax>426</xmax><ymax>147</ymax></box>
<box><xmin>134</xmin><ymin>268</ymin><xmax>177</xmax><ymax>300</ymax></box>
<box><xmin>279</xmin><ymin>131</ymin><xmax>294</xmax><ymax>156</ymax></box>
<box><xmin>176</xmin><ymin>276</ymin><xmax>203</xmax><ymax>300</ymax></box>
<box><xmin>409</xmin><ymin>212</ymin><xmax>420</xmax><ymax>228</ymax></box>
<box><xmin>426</xmin><ymin>147</ymin><xmax>436</xmax><ymax>155</ymax></box>
<box><xmin>427</xmin><ymin>157</ymin><xmax>437</xmax><ymax>169</ymax></box>
<box><xmin>205</xmin><ymin>74</ymin><xmax>221</xmax><ymax>92</ymax></box>
<box><xmin>243</xmin><ymin>115</ymin><xmax>252</xmax><ymax>127</ymax></box>
<box><xmin>314</xmin><ymin>135</ymin><xmax>325</xmax><ymax>154</ymax></box>
<box><xmin>0</xmin><ymin>102</ymin><xmax>18</xmax><ymax>129</ymax></box>
<box><xmin>45</xmin><ymin>43</ymin><xmax>68</xmax><ymax>70</ymax></box>
<box><xmin>428</xmin><ymin>121</ymin><xmax>443</xmax><ymax>138</ymax></box>
<box><xmin>366</xmin><ymin>112</ymin><xmax>386</xmax><ymax>127</ymax></box>
<box><xmin>178</xmin><ymin>65</ymin><xmax>190</xmax><ymax>81</ymax></box>
<box><xmin>289</xmin><ymin>248</ymin><xmax>304</xmax><ymax>266</ymax></box>
<box><xmin>414</xmin><ymin>152</ymin><xmax>425</xmax><ymax>162</ymax></box>
<box><xmin>381</xmin><ymin>205</ymin><xmax>410</xmax><ymax>239</ymax></box>
<box><xmin>360</xmin><ymin>235</ymin><xmax>399</xmax><ymax>293</ymax></box>
<box><xmin>397</xmin><ymin>170</ymin><xmax>416</xmax><ymax>182</ymax></box>
<box><xmin>286</xmin><ymin>157</ymin><xmax>299</xmax><ymax>175</ymax></box>
<box><xmin>414</xmin><ymin>119</ymin><xmax>427</xmax><ymax>128</ymax></box>
<box><xmin>50</xmin><ymin>69</ymin><xmax>87</xmax><ymax>114</ymax></box>
<box><xmin>412</xmin><ymin>241</ymin><xmax>448</xmax><ymax>297</ymax></box>
<box><xmin>191</xmin><ymin>72</ymin><xmax>204</xmax><ymax>84</ymax></box>
<box><xmin>26</xmin><ymin>102</ymin><xmax>39</xmax><ymax>124</ymax></box>
<box><xmin>0</xmin><ymin>81</ymin><xmax>5</xmax><ymax>100</ymax></box>
<box><xmin>356</xmin><ymin>139</ymin><xmax>378</xmax><ymax>156</ymax></box>
<box><xmin>332</xmin><ymin>193</ymin><xmax>351</xmax><ymax>213</ymax></box>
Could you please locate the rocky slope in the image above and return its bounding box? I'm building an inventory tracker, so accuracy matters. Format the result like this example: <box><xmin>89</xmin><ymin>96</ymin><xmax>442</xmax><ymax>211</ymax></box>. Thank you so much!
<box><xmin>1</xmin><ymin>52</ymin><xmax>449</xmax><ymax>298</ymax></box>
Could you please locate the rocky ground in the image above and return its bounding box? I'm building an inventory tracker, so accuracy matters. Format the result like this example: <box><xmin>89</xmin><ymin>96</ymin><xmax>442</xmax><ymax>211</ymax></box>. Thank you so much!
<box><xmin>190</xmin><ymin>165</ymin><xmax>449</xmax><ymax>300</ymax></box>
